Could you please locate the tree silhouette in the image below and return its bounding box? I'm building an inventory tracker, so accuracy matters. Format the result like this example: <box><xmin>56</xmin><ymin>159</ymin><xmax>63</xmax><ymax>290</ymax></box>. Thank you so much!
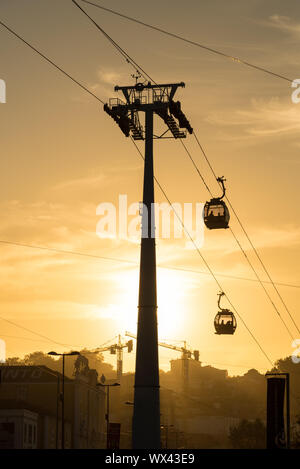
<box><xmin>229</xmin><ymin>419</ymin><xmax>266</xmax><ymax>449</ymax></box>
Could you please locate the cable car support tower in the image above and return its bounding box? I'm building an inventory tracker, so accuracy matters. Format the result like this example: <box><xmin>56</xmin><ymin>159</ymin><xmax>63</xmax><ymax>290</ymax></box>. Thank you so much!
<box><xmin>105</xmin><ymin>80</ymin><xmax>192</xmax><ymax>448</ymax></box>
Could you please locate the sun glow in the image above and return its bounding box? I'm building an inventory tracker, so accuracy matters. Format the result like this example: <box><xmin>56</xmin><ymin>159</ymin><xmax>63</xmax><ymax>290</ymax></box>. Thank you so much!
<box><xmin>100</xmin><ymin>267</ymin><xmax>187</xmax><ymax>340</ymax></box>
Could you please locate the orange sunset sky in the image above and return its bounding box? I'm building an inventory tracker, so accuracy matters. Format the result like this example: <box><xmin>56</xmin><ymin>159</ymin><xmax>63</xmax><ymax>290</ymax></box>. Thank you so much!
<box><xmin>0</xmin><ymin>0</ymin><xmax>300</xmax><ymax>375</ymax></box>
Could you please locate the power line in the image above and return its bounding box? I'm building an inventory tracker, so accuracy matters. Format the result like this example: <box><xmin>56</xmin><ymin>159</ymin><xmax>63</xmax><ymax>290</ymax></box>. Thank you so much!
<box><xmin>82</xmin><ymin>0</ymin><xmax>294</xmax><ymax>84</ymax></box>
<box><xmin>71</xmin><ymin>0</ymin><xmax>171</xmax><ymax>103</ymax></box>
<box><xmin>0</xmin><ymin>333</ymin><xmax>116</xmax><ymax>349</ymax></box>
<box><xmin>0</xmin><ymin>18</ymin><xmax>273</xmax><ymax>366</ymax></box>
<box><xmin>192</xmin><ymin>131</ymin><xmax>300</xmax><ymax>336</ymax></box>
<box><xmin>131</xmin><ymin>138</ymin><xmax>274</xmax><ymax>367</ymax></box>
<box><xmin>226</xmin><ymin>197</ymin><xmax>300</xmax><ymax>336</ymax></box>
<box><xmin>165</xmin><ymin>265</ymin><xmax>300</xmax><ymax>289</ymax></box>
<box><xmin>180</xmin><ymin>140</ymin><xmax>213</xmax><ymax>197</ymax></box>
<box><xmin>0</xmin><ymin>314</ymin><xmax>84</xmax><ymax>349</ymax></box>
<box><xmin>71</xmin><ymin>0</ymin><xmax>291</xmax><ymax>351</ymax></box>
<box><xmin>0</xmin><ymin>334</ymin><xmax>61</xmax><ymax>344</ymax></box>
<box><xmin>1</xmin><ymin>12</ymin><xmax>296</xmax><ymax>336</ymax></box>
<box><xmin>1</xmin><ymin>239</ymin><xmax>299</xmax><ymax>289</ymax></box>
<box><xmin>181</xmin><ymin>136</ymin><xmax>296</xmax><ymax>340</ymax></box>
<box><xmin>0</xmin><ymin>239</ymin><xmax>137</xmax><ymax>265</ymax></box>
<box><xmin>72</xmin><ymin>0</ymin><xmax>298</xmax><ymax>342</ymax></box>
<box><xmin>0</xmin><ymin>19</ymin><xmax>105</xmax><ymax>105</ymax></box>
<box><xmin>0</xmin><ymin>319</ymin><xmax>119</xmax><ymax>354</ymax></box>
<box><xmin>229</xmin><ymin>227</ymin><xmax>294</xmax><ymax>340</ymax></box>
<box><xmin>72</xmin><ymin>0</ymin><xmax>155</xmax><ymax>85</ymax></box>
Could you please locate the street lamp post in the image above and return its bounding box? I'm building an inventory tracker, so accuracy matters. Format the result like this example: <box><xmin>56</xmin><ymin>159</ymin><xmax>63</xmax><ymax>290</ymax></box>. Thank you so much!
<box><xmin>48</xmin><ymin>351</ymin><xmax>80</xmax><ymax>449</ymax></box>
<box><xmin>97</xmin><ymin>381</ymin><xmax>120</xmax><ymax>448</ymax></box>
<box><xmin>160</xmin><ymin>424</ymin><xmax>174</xmax><ymax>449</ymax></box>
<box><xmin>55</xmin><ymin>374</ymin><xmax>60</xmax><ymax>449</ymax></box>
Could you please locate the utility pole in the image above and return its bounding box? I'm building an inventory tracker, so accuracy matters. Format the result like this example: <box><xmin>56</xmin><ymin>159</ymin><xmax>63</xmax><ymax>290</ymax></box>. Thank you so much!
<box><xmin>105</xmin><ymin>80</ymin><xmax>192</xmax><ymax>449</ymax></box>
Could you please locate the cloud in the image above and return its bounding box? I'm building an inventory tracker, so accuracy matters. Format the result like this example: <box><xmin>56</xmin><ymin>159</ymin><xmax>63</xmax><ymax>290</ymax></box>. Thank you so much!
<box><xmin>264</xmin><ymin>15</ymin><xmax>300</xmax><ymax>38</ymax></box>
<box><xmin>206</xmin><ymin>97</ymin><xmax>300</xmax><ymax>139</ymax></box>
<box><xmin>88</xmin><ymin>68</ymin><xmax>128</xmax><ymax>99</ymax></box>
<box><xmin>246</xmin><ymin>226</ymin><xmax>300</xmax><ymax>251</ymax></box>
<box><xmin>85</xmin><ymin>303</ymin><xmax>121</xmax><ymax>320</ymax></box>
<box><xmin>202</xmin><ymin>225</ymin><xmax>300</xmax><ymax>258</ymax></box>
<box><xmin>97</xmin><ymin>70</ymin><xmax>122</xmax><ymax>86</ymax></box>
<box><xmin>53</xmin><ymin>173</ymin><xmax>106</xmax><ymax>191</ymax></box>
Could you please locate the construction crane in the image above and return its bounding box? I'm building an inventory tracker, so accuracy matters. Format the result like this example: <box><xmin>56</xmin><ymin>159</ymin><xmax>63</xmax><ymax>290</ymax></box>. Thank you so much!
<box><xmin>91</xmin><ymin>335</ymin><xmax>133</xmax><ymax>382</ymax></box>
<box><xmin>125</xmin><ymin>332</ymin><xmax>200</xmax><ymax>393</ymax></box>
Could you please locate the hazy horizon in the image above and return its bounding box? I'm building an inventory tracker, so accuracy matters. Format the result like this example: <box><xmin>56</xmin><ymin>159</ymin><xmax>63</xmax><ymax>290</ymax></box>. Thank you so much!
<box><xmin>0</xmin><ymin>0</ymin><xmax>300</xmax><ymax>377</ymax></box>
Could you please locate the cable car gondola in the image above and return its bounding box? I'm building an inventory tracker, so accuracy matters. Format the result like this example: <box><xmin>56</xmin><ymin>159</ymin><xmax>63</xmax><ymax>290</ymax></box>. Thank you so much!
<box><xmin>203</xmin><ymin>176</ymin><xmax>230</xmax><ymax>230</ymax></box>
<box><xmin>214</xmin><ymin>292</ymin><xmax>237</xmax><ymax>335</ymax></box>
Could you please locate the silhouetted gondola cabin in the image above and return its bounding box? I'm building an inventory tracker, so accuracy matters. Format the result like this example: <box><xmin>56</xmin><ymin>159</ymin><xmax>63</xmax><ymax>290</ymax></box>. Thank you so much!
<box><xmin>214</xmin><ymin>291</ymin><xmax>237</xmax><ymax>335</ymax></box>
<box><xmin>214</xmin><ymin>310</ymin><xmax>237</xmax><ymax>335</ymax></box>
<box><xmin>203</xmin><ymin>176</ymin><xmax>230</xmax><ymax>230</ymax></box>
<box><xmin>203</xmin><ymin>198</ymin><xmax>230</xmax><ymax>229</ymax></box>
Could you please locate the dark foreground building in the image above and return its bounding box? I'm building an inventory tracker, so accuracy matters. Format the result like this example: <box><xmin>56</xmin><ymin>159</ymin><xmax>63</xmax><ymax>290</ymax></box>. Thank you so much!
<box><xmin>0</xmin><ymin>364</ymin><xmax>106</xmax><ymax>448</ymax></box>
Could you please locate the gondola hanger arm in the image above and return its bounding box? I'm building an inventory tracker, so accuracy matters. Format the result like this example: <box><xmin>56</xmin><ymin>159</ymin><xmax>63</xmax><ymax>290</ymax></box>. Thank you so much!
<box><xmin>216</xmin><ymin>176</ymin><xmax>227</xmax><ymax>200</ymax></box>
<box><xmin>217</xmin><ymin>291</ymin><xmax>225</xmax><ymax>310</ymax></box>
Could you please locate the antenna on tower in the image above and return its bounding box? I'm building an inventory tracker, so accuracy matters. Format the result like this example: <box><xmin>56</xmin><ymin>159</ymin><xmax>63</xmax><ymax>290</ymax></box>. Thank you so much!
<box><xmin>131</xmin><ymin>71</ymin><xmax>142</xmax><ymax>84</ymax></box>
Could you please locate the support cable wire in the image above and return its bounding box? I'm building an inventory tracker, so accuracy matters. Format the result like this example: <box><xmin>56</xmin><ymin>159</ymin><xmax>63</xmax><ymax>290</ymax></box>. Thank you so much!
<box><xmin>0</xmin><ymin>334</ymin><xmax>61</xmax><ymax>344</ymax></box>
<box><xmin>82</xmin><ymin>0</ymin><xmax>294</xmax><ymax>84</ymax></box>
<box><xmin>0</xmin><ymin>19</ymin><xmax>105</xmax><ymax>105</ymax></box>
<box><xmin>229</xmin><ymin>227</ymin><xmax>294</xmax><ymax>340</ymax></box>
<box><xmin>71</xmin><ymin>0</ymin><xmax>300</xmax><ymax>341</ymax></box>
<box><xmin>72</xmin><ymin>0</ymin><xmax>300</xmax><ymax>339</ymax></box>
<box><xmin>193</xmin><ymin>131</ymin><xmax>300</xmax><ymax>336</ymax></box>
<box><xmin>0</xmin><ymin>318</ymin><xmax>118</xmax><ymax>353</ymax></box>
<box><xmin>0</xmin><ymin>239</ymin><xmax>137</xmax><ymax>264</ymax></box>
<box><xmin>227</xmin><ymin>197</ymin><xmax>300</xmax><ymax>336</ymax></box>
<box><xmin>1</xmin><ymin>9</ymin><xmax>297</xmax><ymax>338</ymax></box>
<box><xmin>131</xmin><ymin>137</ymin><xmax>273</xmax><ymax>367</ymax></box>
<box><xmin>0</xmin><ymin>333</ymin><xmax>111</xmax><ymax>349</ymax></box>
<box><xmin>180</xmin><ymin>131</ymin><xmax>297</xmax><ymax>339</ymax></box>
<box><xmin>72</xmin><ymin>0</ymin><xmax>155</xmax><ymax>85</ymax></box>
<box><xmin>70</xmin><ymin>2</ymin><xmax>296</xmax><ymax>343</ymax></box>
<box><xmin>0</xmin><ymin>314</ymin><xmax>84</xmax><ymax>349</ymax></box>
<box><xmin>180</xmin><ymin>140</ymin><xmax>213</xmax><ymax>197</ymax></box>
<box><xmin>71</xmin><ymin>0</ymin><xmax>171</xmax><ymax>103</ymax></box>
<box><xmin>0</xmin><ymin>18</ymin><xmax>273</xmax><ymax>366</ymax></box>
<box><xmin>181</xmin><ymin>138</ymin><xmax>295</xmax><ymax>340</ymax></box>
